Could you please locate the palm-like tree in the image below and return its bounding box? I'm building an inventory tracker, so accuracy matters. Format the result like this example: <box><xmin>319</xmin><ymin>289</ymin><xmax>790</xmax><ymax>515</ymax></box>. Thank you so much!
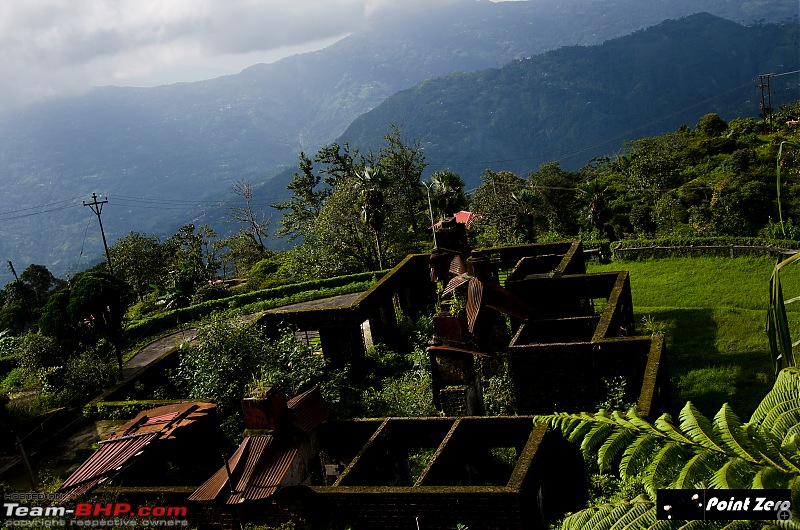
<box><xmin>579</xmin><ymin>179</ymin><xmax>607</xmax><ymax>232</ymax></box>
<box><xmin>353</xmin><ymin>166</ymin><xmax>388</xmax><ymax>269</ymax></box>
<box><xmin>431</xmin><ymin>170</ymin><xmax>467</xmax><ymax>220</ymax></box>
<box><xmin>511</xmin><ymin>188</ymin><xmax>542</xmax><ymax>243</ymax></box>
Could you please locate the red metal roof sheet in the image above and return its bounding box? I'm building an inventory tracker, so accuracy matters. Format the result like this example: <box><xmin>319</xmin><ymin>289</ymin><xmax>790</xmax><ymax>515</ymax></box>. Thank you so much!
<box><xmin>57</xmin><ymin>402</ymin><xmax>215</xmax><ymax>501</ymax></box>
<box><xmin>189</xmin><ymin>436</ymin><xmax>299</xmax><ymax>504</ymax></box>
<box><xmin>286</xmin><ymin>385</ymin><xmax>330</xmax><ymax>434</ymax></box>
<box><xmin>58</xmin><ymin>432</ymin><xmax>159</xmax><ymax>501</ymax></box>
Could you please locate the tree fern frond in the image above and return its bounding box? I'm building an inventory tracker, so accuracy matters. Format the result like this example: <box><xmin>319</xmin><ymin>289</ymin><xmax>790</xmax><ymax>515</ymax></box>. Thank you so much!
<box><xmin>751</xmin><ymin>465</ymin><xmax>793</xmax><ymax>490</ymax></box>
<box><xmin>598</xmin><ymin>427</ymin><xmax>638</xmax><ymax>473</ymax></box>
<box><xmin>625</xmin><ymin>407</ymin><xmax>668</xmax><ymax>436</ymax></box>
<box><xmin>713</xmin><ymin>404</ymin><xmax>762</xmax><ymax>462</ymax></box>
<box><xmin>674</xmin><ymin>450</ymin><xmax>727</xmax><ymax>489</ymax></box>
<box><xmin>620</xmin><ymin>434</ymin><xmax>665</xmax><ymax>481</ymax></box>
<box><xmin>768</xmin><ymin>407</ymin><xmax>800</xmax><ymax>442</ymax></box>
<box><xmin>749</xmin><ymin>368</ymin><xmax>800</xmax><ymax>424</ymax></box>
<box><xmin>781</xmin><ymin>434</ymin><xmax>800</xmax><ymax>471</ymax></box>
<box><xmin>784</xmin><ymin>422</ymin><xmax>800</xmax><ymax>440</ymax></box>
<box><xmin>582</xmin><ymin>423</ymin><xmax>617</xmax><ymax>459</ymax></box>
<box><xmin>561</xmin><ymin>499</ymin><xmax>654</xmax><ymax>530</ymax></box>
<box><xmin>560</xmin><ymin>505</ymin><xmax>602</xmax><ymax>530</ymax></box>
<box><xmin>708</xmin><ymin>457</ymin><xmax>757</xmax><ymax>489</ymax></box>
<box><xmin>715</xmin><ymin>521</ymin><xmax>763</xmax><ymax>530</ymax></box>
<box><xmin>608</xmin><ymin>499</ymin><xmax>656</xmax><ymax>530</ymax></box>
<box><xmin>745</xmin><ymin>423</ymin><xmax>797</xmax><ymax>474</ymax></box>
<box><xmin>680</xmin><ymin>403</ymin><xmax>727</xmax><ymax>453</ymax></box>
<box><xmin>655</xmin><ymin>414</ymin><xmax>695</xmax><ymax>445</ymax></box>
<box><xmin>644</xmin><ymin>442</ymin><xmax>690</xmax><ymax>495</ymax></box>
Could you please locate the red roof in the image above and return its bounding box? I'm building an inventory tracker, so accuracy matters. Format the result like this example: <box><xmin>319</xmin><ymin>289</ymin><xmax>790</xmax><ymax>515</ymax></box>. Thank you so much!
<box><xmin>190</xmin><ymin>386</ymin><xmax>329</xmax><ymax>504</ymax></box>
<box><xmin>189</xmin><ymin>436</ymin><xmax>300</xmax><ymax>503</ymax></box>
<box><xmin>57</xmin><ymin>402</ymin><xmax>214</xmax><ymax>501</ymax></box>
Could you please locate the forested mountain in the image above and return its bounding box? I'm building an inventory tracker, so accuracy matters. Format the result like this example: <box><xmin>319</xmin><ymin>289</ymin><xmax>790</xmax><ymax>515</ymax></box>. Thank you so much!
<box><xmin>340</xmin><ymin>14</ymin><xmax>800</xmax><ymax>184</ymax></box>
<box><xmin>0</xmin><ymin>0</ymin><xmax>796</xmax><ymax>276</ymax></box>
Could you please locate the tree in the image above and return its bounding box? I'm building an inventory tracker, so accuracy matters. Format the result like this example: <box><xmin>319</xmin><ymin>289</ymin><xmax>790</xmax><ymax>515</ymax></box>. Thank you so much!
<box><xmin>66</xmin><ymin>271</ymin><xmax>133</xmax><ymax>371</ymax></box>
<box><xmin>378</xmin><ymin>124</ymin><xmax>427</xmax><ymax>232</ymax></box>
<box><xmin>537</xmin><ymin>368</ymin><xmax>800</xmax><ymax>530</ymax></box>
<box><xmin>218</xmin><ymin>230</ymin><xmax>270</xmax><ymax>278</ymax></box>
<box><xmin>353</xmin><ymin>166</ymin><xmax>389</xmax><ymax>270</ymax></box>
<box><xmin>228</xmin><ymin>179</ymin><xmax>270</xmax><ymax>251</ymax></box>
<box><xmin>528</xmin><ymin>161</ymin><xmax>580</xmax><ymax>235</ymax></box>
<box><xmin>272</xmin><ymin>151</ymin><xmax>332</xmax><ymax>242</ymax></box>
<box><xmin>470</xmin><ymin>170</ymin><xmax>528</xmax><ymax>246</ymax></box>
<box><xmin>430</xmin><ymin>170</ymin><xmax>468</xmax><ymax>220</ymax></box>
<box><xmin>696</xmin><ymin>112</ymin><xmax>728</xmax><ymax>138</ymax></box>
<box><xmin>0</xmin><ymin>264</ymin><xmax>64</xmax><ymax>335</ymax></box>
<box><xmin>510</xmin><ymin>188</ymin><xmax>544</xmax><ymax>243</ymax></box>
<box><xmin>171</xmin><ymin>319</ymin><xmax>332</xmax><ymax>443</ymax></box>
<box><xmin>108</xmin><ymin>232</ymin><xmax>171</xmax><ymax>300</ymax></box>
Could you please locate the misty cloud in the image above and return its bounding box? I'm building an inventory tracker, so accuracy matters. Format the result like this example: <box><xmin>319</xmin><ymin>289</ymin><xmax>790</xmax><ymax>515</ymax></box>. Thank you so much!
<box><xmin>0</xmin><ymin>0</ymin><xmax>465</xmax><ymax>110</ymax></box>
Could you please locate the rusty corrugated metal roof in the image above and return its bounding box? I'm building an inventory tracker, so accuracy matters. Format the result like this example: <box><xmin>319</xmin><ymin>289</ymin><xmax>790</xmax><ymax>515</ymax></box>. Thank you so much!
<box><xmin>58</xmin><ymin>432</ymin><xmax>159</xmax><ymax>501</ymax></box>
<box><xmin>57</xmin><ymin>402</ymin><xmax>215</xmax><ymax>501</ymax></box>
<box><xmin>286</xmin><ymin>385</ymin><xmax>330</xmax><ymax>434</ymax></box>
<box><xmin>190</xmin><ymin>388</ymin><xmax>328</xmax><ymax>504</ymax></box>
<box><xmin>189</xmin><ymin>436</ymin><xmax>300</xmax><ymax>504</ymax></box>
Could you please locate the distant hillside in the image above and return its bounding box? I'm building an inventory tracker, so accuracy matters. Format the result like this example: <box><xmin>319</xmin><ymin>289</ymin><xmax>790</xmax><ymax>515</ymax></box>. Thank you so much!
<box><xmin>339</xmin><ymin>14</ymin><xmax>800</xmax><ymax>185</ymax></box>
<box><xmin>0</xmin><ymin>0</ymin><xmax>796</xmax><ymax>276</ymax></box>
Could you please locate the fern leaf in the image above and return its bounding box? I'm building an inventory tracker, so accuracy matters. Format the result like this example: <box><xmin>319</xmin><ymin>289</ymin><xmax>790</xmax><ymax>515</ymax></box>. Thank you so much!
<box><xmin>713</xmin><ymin>404</ymin><xmax>762</xmax><ymax>462</ymax></box>
<box><xmin>654</xmin><ymin>414</ymin><xmax>695</xmax><ymax>445</ymax></box>
<box><xmin>674</xmin><ymin>450</ymin><xmax>727</xmax><ymax>489</ymax></box>
<box><xmin>751</xmin><ymin>465</ymin><xmax>793</xmax><ymax>489</ymax></box>
<box><xmin>745</xmin><ymin>423</ymin><xmax>796</xmax><ymax>474</ymax></box>
<box><xmin>708</xmin><ymin>457</ymin><xmax>757</xmax><ymax>489</ymax></box>
<box><xmin>749</xmin><ymin>368</ymin><xmax>800</xmax><ymax>425</ymax></box>
<box><xmin>644</xmin><ymin>442</ymin><xmax>690</xmax><ymax>496</ymax></box>
<box><xmin>608</xmin><ymin>500</ymin><xmax>656</xmax><ymax>530</ymax></box>
<box><xmin>768</xmin><ymin>407</ymin><xmax>800</xmax><ymax>442</ymax></box>
<box><xmin>626</xmin><ymin>407</ymin><xmax>667</xmax><ymax>437</ymax></box>
<box><xmin>562</xmin><ymin>499</ymin><xmax>654</xmax><ymax>530</ymax></box>
<box><xmin>582</xmin><ymin>423</ymin><xmax>617</xmax><ymax>459</ymax></box>
<box><xmin>680</xmin><ymin>403</ymin><xmax>727</xmax><ymax>453</ymax></box>
<box><xmin>784</xmin><ymin>422</ymin><xmax>800</xmax><ymax>440</ymax></box>
<box><xmin>598</xmin><ymin>427</ymin><xmax>638</xmax><ymax>473</ymax></box>
<box><xmin>716</xmin><ymin>522</ymin><xmax>763</xmax><ymax>530</ymax></box>
<box><xmin>620</xmin><ymin>434</ymin><xmax>665</xmax><ymax>481</ymax></box>
<box><xmin>560</xmin><ymin>505</ymin><xmax>601</xmax><ymax>530</ymax></box>
<box><xmin>781</xmin><ymin>434</ymin><xmax>800</xmax><ymax>471</ymax></box>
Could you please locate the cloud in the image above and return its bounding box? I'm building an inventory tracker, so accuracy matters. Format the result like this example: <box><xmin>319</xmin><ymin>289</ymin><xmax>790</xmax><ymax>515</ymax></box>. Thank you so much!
<box><xmin>0</xmin><ymin>0</ymin><xmax>465</xmax><ymax>110</ymax></box>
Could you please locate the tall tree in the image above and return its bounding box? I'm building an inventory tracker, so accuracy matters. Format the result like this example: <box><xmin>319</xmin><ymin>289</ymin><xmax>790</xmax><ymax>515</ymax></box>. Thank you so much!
<box><xmin>378</xmin><ymin>124</ymin><xmax>427</xmax><ymax>232</ymax></box>
<box><xmin>228</xmin><ymin>179</ymin><xmax>270</xmax><ymax>251</ymax></box>
<box><xmin>353</xmin><ymin>166</ymin><xmax>389</xmax><ymax>270</ymax></box>
<box><xmin>470</xmin><ymin>170</ymin><xmax>528</xmax><ymax>246</ymax></box>
<box><xmin>272</xmin><ymin>151</ymin><xmax>332</xmax><ymax>242</ymax></box>
<box><xmin>108</xmin><ymin>232</ymin><xmax>171</xmax><ymax>300</ymax></box>
<box><xmin>430</xmin><ymin>170</ymin><xmax>468</xmax><ymax>220</ymax></box>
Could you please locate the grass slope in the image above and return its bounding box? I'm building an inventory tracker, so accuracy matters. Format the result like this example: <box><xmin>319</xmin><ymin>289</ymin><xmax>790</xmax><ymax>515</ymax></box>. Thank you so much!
<box><xmin>587</xmin><ymin>256</ymin><xmax>800</xmax><ymax>417</ymax></box>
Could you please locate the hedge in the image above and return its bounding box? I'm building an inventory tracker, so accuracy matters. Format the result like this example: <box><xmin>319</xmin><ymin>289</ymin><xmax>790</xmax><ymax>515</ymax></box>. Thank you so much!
<box><xmin>611</xmin><ymin>237</ymin><xmax>800</xmax><ymax>260</ymax></box>
<box><xmin>124</xmin><ymin>270</ymin><xmax>387</xmax><ymax>342</ymax></box>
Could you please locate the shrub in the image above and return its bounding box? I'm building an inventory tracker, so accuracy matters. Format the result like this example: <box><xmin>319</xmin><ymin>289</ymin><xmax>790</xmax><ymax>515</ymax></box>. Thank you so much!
<box><xmin>191</xmin><ymin>283</ymin><xmax>230</xmax><ymax>304</ymax></box>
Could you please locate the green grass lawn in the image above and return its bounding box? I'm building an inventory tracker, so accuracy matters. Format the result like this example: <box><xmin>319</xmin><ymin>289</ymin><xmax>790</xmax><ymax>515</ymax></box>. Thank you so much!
<box><xmin>587</xmin><ymin>256</ymin><xmax>800</xmax><ymax>418</ymax></box>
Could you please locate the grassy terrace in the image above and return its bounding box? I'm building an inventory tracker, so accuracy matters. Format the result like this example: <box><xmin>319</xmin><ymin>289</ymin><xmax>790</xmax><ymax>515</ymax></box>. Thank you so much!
<box><xmin>587</xmin><ymin>256</ymin><xmax>800</xmax><ymax>417</ymax></box>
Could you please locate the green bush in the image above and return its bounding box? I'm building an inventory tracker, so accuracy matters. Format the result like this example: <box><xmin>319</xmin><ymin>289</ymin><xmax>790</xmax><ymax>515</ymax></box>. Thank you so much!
<box><xmin>191</xmin><ymin>283</ymin><xmax>230</xmax><ymax>304</ymax></box>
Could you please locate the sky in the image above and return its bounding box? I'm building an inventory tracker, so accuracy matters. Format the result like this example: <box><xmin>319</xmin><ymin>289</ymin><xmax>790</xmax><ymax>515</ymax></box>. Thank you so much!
<box><xmin>0</xmin><ymin>0</ymin><xmax>475</xmax><ymax>110</ymax></box>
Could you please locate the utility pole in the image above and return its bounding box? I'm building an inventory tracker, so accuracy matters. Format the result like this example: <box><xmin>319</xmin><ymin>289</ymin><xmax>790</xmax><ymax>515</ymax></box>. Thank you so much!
<box><xmin>757</xmin><ymin>73</ymin><xmax>773</xmax><ymax>134</ymax></box>
<box><xmin>83</xmin><ymin>193</ymin><xmax>113</xmax><ymax>274</ymax></box>
<box><xmin>7</xmin><ymin>261</ymin><xmax>18</xmax><ymax>281</ymax></box>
